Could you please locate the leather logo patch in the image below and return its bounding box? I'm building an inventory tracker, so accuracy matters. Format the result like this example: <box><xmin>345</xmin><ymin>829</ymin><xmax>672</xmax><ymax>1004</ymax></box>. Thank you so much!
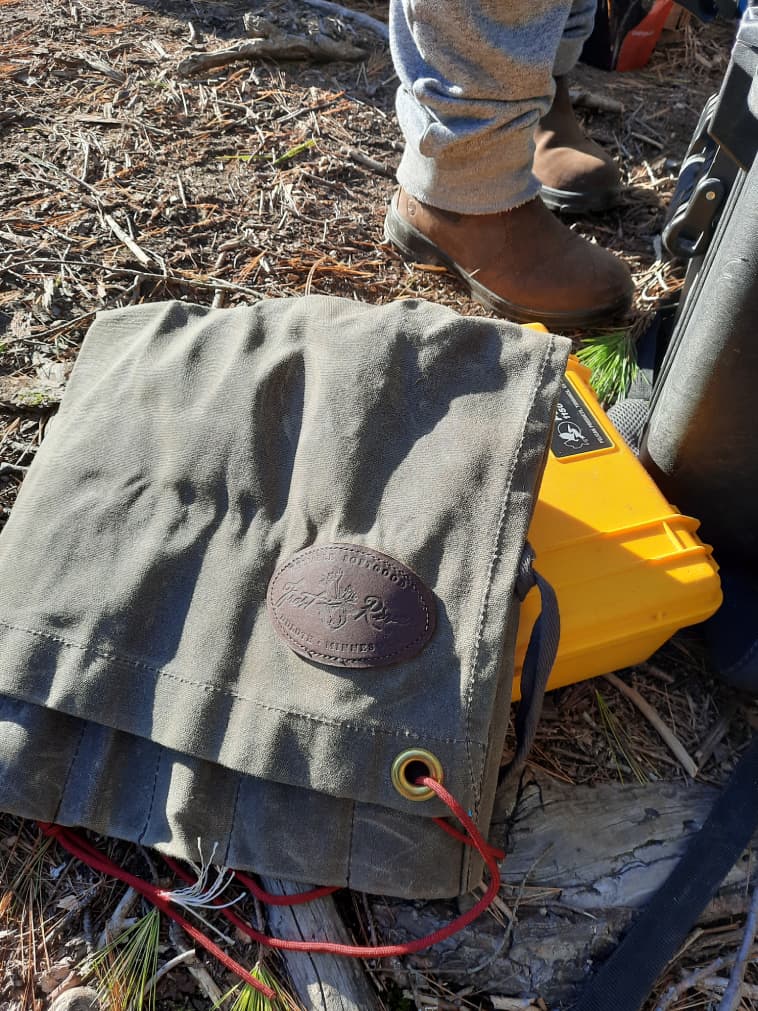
<box><xmin>267</xmin><ymin>543</ymin><xmax>436</xmax><ymax>668</ymax></box>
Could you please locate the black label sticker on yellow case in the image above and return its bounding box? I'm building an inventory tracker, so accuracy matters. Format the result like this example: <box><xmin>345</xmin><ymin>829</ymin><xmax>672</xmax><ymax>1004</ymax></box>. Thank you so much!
<box><xmin>551</xmin><ymin>379</ymin><xmax>613</xmax><ymax>458</ymax></box>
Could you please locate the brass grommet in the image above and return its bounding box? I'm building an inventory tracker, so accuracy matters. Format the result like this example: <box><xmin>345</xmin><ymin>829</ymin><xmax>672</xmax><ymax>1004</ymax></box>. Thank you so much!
<box><xmin>391</xmin><ymin>749</ymin><xmax>444</xmax><ymax>801</ymax></box>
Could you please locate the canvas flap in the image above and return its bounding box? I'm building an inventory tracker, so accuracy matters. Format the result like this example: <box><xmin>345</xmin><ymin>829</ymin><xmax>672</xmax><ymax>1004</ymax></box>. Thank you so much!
<box><xmin>0</xmin><ymin>297</ymin><xmax>569</xmax><ymax>819</ymax></box>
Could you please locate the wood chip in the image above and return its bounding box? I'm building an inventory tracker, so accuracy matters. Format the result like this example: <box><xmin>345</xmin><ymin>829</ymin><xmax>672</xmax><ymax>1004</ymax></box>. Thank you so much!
<box><xmin>102</xmin><ymin>212</ymin><xmax>153</xmax><ymax>266</ymax></box>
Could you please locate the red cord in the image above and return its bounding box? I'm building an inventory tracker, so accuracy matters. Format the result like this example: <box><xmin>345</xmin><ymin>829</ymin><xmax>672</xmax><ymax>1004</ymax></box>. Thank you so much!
<box><xmin>162</xmin><ymin>855</ymin><xmax>339</xmax><ymax>910</ymax></box>
<box><xmin>432</xmin><ymin>816</ymin><xmax>505</xmax><ymax>860</ymax></box>
<box><xmin>234</xmin><ymin>871</ymin><xmax>340</xmax><ymax>906</ymax></box>
<box><xmin>37</xmin><ymin>823</ymin><xmax>277</xmax><ymax>1000</ymax></box>
<box><xmin>38</xmin><ymin>775</ymin><xmax>504</xmax><ymax>984</ymax></box>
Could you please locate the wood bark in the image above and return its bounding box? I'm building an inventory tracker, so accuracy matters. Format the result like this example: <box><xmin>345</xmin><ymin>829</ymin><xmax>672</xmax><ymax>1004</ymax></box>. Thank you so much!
<box><xmin>370</xmin><ymin>777</ymin><xmax>758</xmax><ymax>1005</ymax></box>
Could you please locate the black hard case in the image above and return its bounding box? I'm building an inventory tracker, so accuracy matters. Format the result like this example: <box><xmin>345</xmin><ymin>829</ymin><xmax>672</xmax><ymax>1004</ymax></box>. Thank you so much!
<box><xmin>641</xmin><ymin>6</ymin><xmax>758</xmax><ymax>565</ymax></box>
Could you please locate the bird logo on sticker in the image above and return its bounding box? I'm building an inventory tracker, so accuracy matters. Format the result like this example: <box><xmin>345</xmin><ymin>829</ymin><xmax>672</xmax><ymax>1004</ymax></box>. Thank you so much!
<box><xmin>557</xmin><ymin>420</ymin><xmax>589</xmax><ymax>449</ymax></box>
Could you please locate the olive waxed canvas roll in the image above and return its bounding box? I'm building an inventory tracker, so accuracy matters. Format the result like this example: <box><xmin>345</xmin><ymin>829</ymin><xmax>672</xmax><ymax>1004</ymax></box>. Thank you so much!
<box><xmin>0</xmin><ymin>297</ymin><xmax>569</xmax><ymax>898</ymax></box>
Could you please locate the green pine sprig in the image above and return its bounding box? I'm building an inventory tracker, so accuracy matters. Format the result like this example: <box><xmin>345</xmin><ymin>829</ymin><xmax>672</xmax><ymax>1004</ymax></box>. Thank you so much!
<box><xmin>576</xmin><ymin>329</ymin><xmax>639</xmax><ymax>407</ymax></box>
<box><xmin>214</xmin><ymin>961</ymin><xmax>304</xmax><ymax>1011</ymax></box>
<box><xmin>595</xmin><ymin>689</ymin><xmax>647</xmax><ymax>785</ymax></box>
<box><xmin>88</xmin><ymin>906</ymin><xmax>161</xmax><ymax>1011</ymax></box>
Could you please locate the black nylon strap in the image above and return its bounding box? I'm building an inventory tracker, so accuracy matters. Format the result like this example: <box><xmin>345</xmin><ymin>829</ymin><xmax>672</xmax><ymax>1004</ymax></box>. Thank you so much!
<box><xmin>501</xmin><ymin>549</ymin><xmax>561</xmax><ymax>789</ymax></box>
<box><xmin>569</xmin><ymin>733</ymin><xmax>758</xmax><ymax>1011</ymax></box>
<box><xmin>513</xmin><ymin>569</ymin><xmax>560</xmax><ymax>769</ymax></box>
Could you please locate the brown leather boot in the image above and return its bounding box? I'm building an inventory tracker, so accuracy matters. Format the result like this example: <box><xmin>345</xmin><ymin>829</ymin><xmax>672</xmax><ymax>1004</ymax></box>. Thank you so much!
<box><xmin>534</xmin><ymin>77</ymin><xmax>622</xmax><ymax>213</ymax></box>
<box><xmin>384</xmin><ymin>188</ymin><xmax>633</xmax><ymax>329</ymax></box>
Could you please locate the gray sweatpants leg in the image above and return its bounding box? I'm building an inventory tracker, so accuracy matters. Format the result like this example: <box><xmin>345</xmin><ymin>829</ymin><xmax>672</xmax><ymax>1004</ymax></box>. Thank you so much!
<box><xmin>390</xmin><ymin>0</ymin><xmax>597</xmax><ymax>214</ymax></box>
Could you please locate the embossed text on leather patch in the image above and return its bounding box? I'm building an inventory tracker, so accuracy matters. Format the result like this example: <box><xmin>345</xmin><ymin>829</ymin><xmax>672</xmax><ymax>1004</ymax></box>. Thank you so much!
<box><xmin>267</xmin><ymin>543</ymin><xmax>436</xmax><ymax>669</ymax></box>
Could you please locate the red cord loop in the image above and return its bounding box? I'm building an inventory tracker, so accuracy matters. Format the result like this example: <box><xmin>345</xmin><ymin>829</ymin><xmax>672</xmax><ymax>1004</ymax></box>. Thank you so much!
<box><xmin>38</xmin><ymin>776</ymin><xmax>504</xmax><ymax>989</ymax></box>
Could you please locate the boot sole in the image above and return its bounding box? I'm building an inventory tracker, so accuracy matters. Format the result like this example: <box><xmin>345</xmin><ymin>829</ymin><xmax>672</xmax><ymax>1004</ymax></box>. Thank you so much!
<box><xmin>539</xmin><ymin>184</ymin><xmax>622</xmax><ymax>214</ymax></box>
<box><xmin>384</xmin><ymin>197</ymin><xmax>631</xmax><ymax>330</ymax></box>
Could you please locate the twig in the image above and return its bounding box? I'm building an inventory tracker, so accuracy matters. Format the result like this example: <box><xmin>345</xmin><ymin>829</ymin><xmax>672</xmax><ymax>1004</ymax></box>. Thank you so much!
<box><xmin>151</xmin><ymin>39</ymin><xmax>171</xmax><ymax>60</ymax></box>
<box><xmin>176</xmin><ymin>28</ymin><xmax>365</xmax><ymax>77</ymax></box>
<box><xmin>211</xmin><ymin>250</ymin><xmax>227</xmax><ymax>309</ymax></box>
<box><xmin>569</xmin><ymin>88</ymin><xmax>624</xmax><ymax>114</ymax></box>
<box><xmin>630</xmin><ymin>130</ymin><xmax>665</xmax><ymax>150</ymax></box>
<box><xmin>696</xmin><ymin>700</ymin><xmax>738</xmax><ymax>769</ymax></box>
<box><xmin>82</xmin><ymin>907</ymin><xmax>95</xmax><ymax>954</ymax></box>
<box><xmin>36</xmin><ymin>312</ymin><xmax>98</xmax><ymax>344</ymax></box>
<box><xmin>3</xmin><ymin>258</ymin><xmax>260</xmax><ymax>299</ymax></box>
<box><xmin>655</xmin><ymin>955</ymin><xmax>733</xmax><ymax>1011</ymax></box>
<box><xmin>717</xmin><ymin>883</ymin><xmax>758</xmax><ymax>1011</ymax></box>
<box><xmin>19</xmin><ymin>152</ymin><xmax>103</xmax><ymax>202</ymax></box>
<box><xmin>641</xmin><ymin>663</ymin><xmax>676</xmax><ymax>685</ymax></box>
<box><xmin>138</xmin><ymin>948</ymin><xmax>196</xmax><ymax>1001</ymax></box>
<box><xmin>167</xmin><ymin>922</ymin><xmax>224</xmax><ymax>1004</ymax></box>
<box><xmin>79</xmin><ymin>53</ymin><xmax>127</xmax><ymax>84</ymax></box>
<box><xmin>345</xmin><ymin>148</ymin><xmax>395</xmax><ymax>179</ymax></box>
<box><xmin>301</xmin><ymin>0</ymin><xmax>389</xmax><ymax>40</ymax></box>
<box><xmin>103</xmin><ymin>214</ymin><xmax>153</xmax><ymax>267</ymax></box>
<box><xmin>604</xmin><ymin>673</ymin><xmax>698</xmax><ymax>777</ymax></box>
<box><xmin>79</xmin><ymin>140</ymin><xmax>90</xmax><ymax>183</ymax></box>
<box><xmin>491</xmin><ymin>999</ymin><xmax>541</xmax><ymax>1011</ymax></box>
<box><xmin>98</xmin><ymin>886</ymin><xmax>139</xmax><ymax>948</ymax></box>
<box><xmin>707</xmin><ymin>976</ymin><xmax>758</xmax><ymax>999</ymax></box>
<box><xmin>655</xmin><ymin>948</ymin><xmax>758</xmax><ymax>1011</ymax></box>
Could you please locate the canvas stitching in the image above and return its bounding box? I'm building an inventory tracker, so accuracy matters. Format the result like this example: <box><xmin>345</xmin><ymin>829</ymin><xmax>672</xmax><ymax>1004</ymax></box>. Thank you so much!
<box><xmin>464</xmin><ymin>337</ymin><xmax>555</xmax><ymax>812</ymax></box>
<box><xmin>0</xmin><ymin>619</ymin><xmax>486</xmax><ymax>749</ymax></box>
<box><xmin>223</xmin><ymin>776</ymin><xmax>243</xmax><ymax>867</ymax></box>
<box><xmin>138</xmin><ymin>751</ymin><xmax>162</xmax><ymax>844</ymax></box>
<box><xmin>51</xmin><ymin>722</ymin><xmax>87</xmax><ymax>823</ymax></box>
<box><xmin>345</xmin><ymin>800</ymin><xmax>357</xmax><ymax>888</ymax></box>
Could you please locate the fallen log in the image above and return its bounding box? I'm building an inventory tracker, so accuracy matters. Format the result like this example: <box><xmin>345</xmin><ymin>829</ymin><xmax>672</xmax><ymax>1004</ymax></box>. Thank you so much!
<box><xmin>371</xmin><ymin>776</ymin><xmax>758</xmax><ymax>1005</ymax></box>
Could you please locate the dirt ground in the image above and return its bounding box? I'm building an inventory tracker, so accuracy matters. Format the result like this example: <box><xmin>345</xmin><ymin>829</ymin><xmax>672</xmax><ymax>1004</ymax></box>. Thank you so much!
<box><xmin>1</xmin><ymin>1</ymin><xmax>757</xmax><ymax>1009</ymax></box>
